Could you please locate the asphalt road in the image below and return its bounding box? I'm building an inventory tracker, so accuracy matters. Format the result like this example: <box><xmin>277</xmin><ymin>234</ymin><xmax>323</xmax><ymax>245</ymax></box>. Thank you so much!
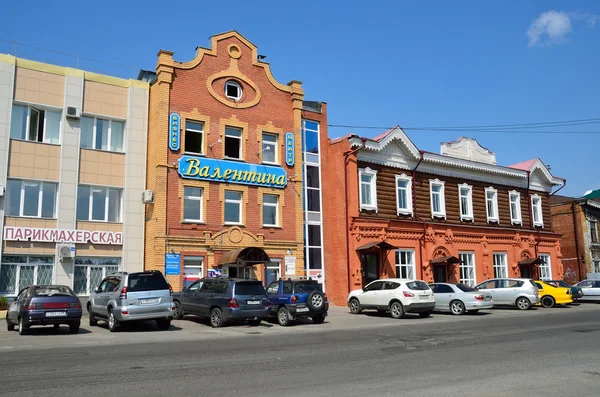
<box><xmin>1</xmin><ymin>305</ymin><xmax>600</xmax><ymax>397</ymax></box>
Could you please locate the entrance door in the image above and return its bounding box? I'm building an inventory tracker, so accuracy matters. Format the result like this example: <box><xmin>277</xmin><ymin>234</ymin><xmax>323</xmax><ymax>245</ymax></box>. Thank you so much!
<box><xmin>361</xmin><ymin>253</ymin><xmax>379</xmax><ymax>286</ymax></box>
<box><xmin>433</xmin><ymin>265</ymin><xmax>447</xmax><ymax>283</ymax></box>
<box><xmin>519</xmin><ymin>265</ymin><xmax>531</xmax><ymax>278</ymax></box>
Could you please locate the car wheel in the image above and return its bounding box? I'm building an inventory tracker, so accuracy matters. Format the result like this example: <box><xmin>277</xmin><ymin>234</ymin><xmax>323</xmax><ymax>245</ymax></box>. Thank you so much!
<box><xmin>349</xmin><ymin>298</ymin><xmax>362</xmax><ymax>314</ymax></box>
<box><xmin>69</xmin><ymin>321</ymin><xmax>80</xmax><ymax>334</ymax></box>
<box><xmin>88</xmin><ymin>305</ymin><xmax>97</xmax><ymax>326</ymax></box>
<box><xmin>450</xmin><ymin>300</ymin><xmax>466</xmax><ymax>315</ymax></box>
<box><xmin>173</xmin><ymin>301</ymin><xmax>184</xmax><ymax>320</ymax></box>
<box><xmin>6</xmin><ymin>315</ymin><xmax>14</xmax><ymax>331</ymax></box>
<box><xmin>312</xmin><ymin>314</ymin><xmax>326</xmax><ymax>324</ymax></box>
<box><xmin>210</xmin><ymin>308</ymin><xmax>224</xmax><ymax>328</ymax></box>
<box><xmin>307</xmin><ymin>291</ymin><xmax>325</xmax><ymax>311</ymax></box>
<box><xmin>18</xmin><ymin>317</ymin><xmax>28</xmax><ymax>336</ymax></box>
<box><xmin>108</xmin><ymin>310</ymin><xmax>119</xmax><ymax>332</ymax></box>
<box><xmin>277</xmin><ymin>307</ymin><xmax>291</xmax><ymax>326</ymax></box>
<box><xmin>156</xmin><ymin>319</ymin><xmax>171</xmax><ymax>331</ymax></box>
<box><xmin>419</xmin><ymin>311</ymin><xmax>433</xmax><ymax>318</ymax></box>
<box><xmin>389</xmin><ymin>301</ymin><xmax>405</xmax><ymax>319</ymax></box>
<box><xmin>248</xmin><ymin>318</ymin><xmax>262</xmax><ymax>327</ymax></box>
<box><xmin>541</xmin><ymin>296</ymin><xmax>555</xmax><ymax>308</ymax></box>
<box><xmin>516</xmin><ymin>297</ymin><xmax>532</xmax><ymax>310</ymax></box>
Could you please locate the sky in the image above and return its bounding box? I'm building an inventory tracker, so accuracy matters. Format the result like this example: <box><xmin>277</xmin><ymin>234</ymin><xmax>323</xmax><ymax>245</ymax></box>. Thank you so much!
<box><xmin>1</xmin><ymin>0</ymin><xmax>599</xmax><ymax>197</ymax></box>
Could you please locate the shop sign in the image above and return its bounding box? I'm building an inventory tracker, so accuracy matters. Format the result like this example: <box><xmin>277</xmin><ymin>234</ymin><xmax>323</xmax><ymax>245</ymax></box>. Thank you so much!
<box><xmin>285</xmin><ymin>256</ymin><xmax>296</xmax><ymax>275</ymax></box>
<box><xmin>3</xmin><ymin>227</ymin><xmax>122</xmax><ymax>245</ymax></box>
<box><xmin>165</xmin><ymin>253</ymin><xmax>181</xmax><ymax>275</ymax></box>
<box><xmin>285</xmin><ymin>132</ymin><xmax>294</xmax><ymax>166</ymax></box>
<box><xmin>178</xmin><ymin>155</ymin><xmax>287</xmax><ymax>189</ymax></box>
<box><xmin>169</xmin><ymin>113</ymin><xmax>180</xmax><ymax>151</ymax></box>
<box><xmin>207</xmin><ymin>268</ymin><xmax>222</xmax><ymax>278</ymax></box>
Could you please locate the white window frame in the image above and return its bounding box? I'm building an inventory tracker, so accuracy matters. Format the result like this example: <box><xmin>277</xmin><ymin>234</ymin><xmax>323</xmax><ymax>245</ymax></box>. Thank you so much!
<box><xmin>458</xmin><ymin>183</ymin><xmax>473</xmax><ymax>221</ymax></box>
<box><xmin>509</xmin><ymin>191</ymin><xmax>522</xmax><ymax>225</ymax></box>
<box><xmin>531</xmin><ymin>194</ymin><xmax>544</xmax><ymax>227</ymax></box>
<box><xmin>80</xmin><ymin>116</ymin><xmax>125</xmax><ymax>153</ymax></box>
<box><xmin>73</xmin><ymin>257</ymin><xmax>120</xmax><ymax>296</ymax></box>
<box><xmin>10</xmin><ymin>104</ymin><xmax>62</xmax><ymax>144</ymax></box>
<box><xmin>183</xmin><ymin>256</ymin><xmax>204</xmax><ymax>287</ymax></box>
<box><xmin>493</xmin><ymin>252</ymin><xmax>508</xmax><ymax>278</ymax></box>
<box><xmin>262</xmin><ymin>194</ymin><xmax>279</xmax><ymax>227</ymax></box>
<box><xmin>184</xmin><ymin>120</ymin><xmax>204</xmax><ymax>155</ymax></box>
<box><xmin>538</xmin><ymin>254</ymin><xmax>552</xmax><ymax>280</ymax></box>
<box><xmin>77</xmin><ymin>185</ymin><xmax>123</xmax><ymax>223</ymax></box>
<box><xmin>224</xmin><ymin>126</ymin><xmax>243</xmax><ymax>160</ymax></box>
<box><xmin>358</xmin><ymin>167</ymin><xmax>378</xmax><ymax>212</ymax></box>
<box><xmin>429</xmin><ymin>179</ymin><xmax>446</xmax><ymax>219</ymax></box>
<box><xmin>459</xmin><ymin>252</ymin><xmax>476</xmax><ymax>287</ymax></box>
<box><xmin>261</xmin><ymin>132</ymin><xmax>278</xmax><ymax>165</ymax></box>
<box><xmin>593</xmin><ymin>260</ymin><xmax>600</xmax><ymax>273</ymax></box>
<box><xmin>485</xmin><ymin>187</ymin><xmax>499</xmax><ymax>223</ymax></box>
<box><xmin>395</xmin><ymin>249</ymin><xmax>416</xmax><ymax>279</ymax></box>
<box><xmin>0</xmin><ymin>255</ymin><xmax>55</xmax><ymax>295</ymax></box>
<box><xmin>183</xmin><ymin>186</ymin><xmax>203</xmax><ymax>223</ymax></box>
<box><xmin>224</xmin><ymin>190</ymin><xmax>243</xmax><ymax>225</ymax></box>
<box><xmin>395</xmin><ymin>174</ymin><xmax>413</xmax><ymax>215</ymax></box>
<box><xmin>224</xmin><ymin>80</ymin><xmax>242</xmax><ymax>101</ymax></box>
<box><xmin>7</xmin><ymin>179</ymin><xmax>57</xmax><ymax>218</ymax></box>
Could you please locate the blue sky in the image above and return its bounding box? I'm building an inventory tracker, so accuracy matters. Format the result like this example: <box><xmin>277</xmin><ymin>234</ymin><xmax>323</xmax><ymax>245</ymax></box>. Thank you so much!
<box><xmin>1</xmin><ymin>1</ymin><xmax>598</xmax><ymax>196</ymax></box>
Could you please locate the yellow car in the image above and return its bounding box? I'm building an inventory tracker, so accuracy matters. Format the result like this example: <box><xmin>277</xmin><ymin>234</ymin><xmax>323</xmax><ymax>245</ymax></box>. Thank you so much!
<box><xmin>534</xmin><ymin>280</ymin><xmax>573</xmax><ymax>308</ymax></box>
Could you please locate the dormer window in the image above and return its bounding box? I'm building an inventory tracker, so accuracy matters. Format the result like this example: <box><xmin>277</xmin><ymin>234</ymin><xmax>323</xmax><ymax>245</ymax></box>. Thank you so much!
<box><xmin>225</xmin><ymin>80</ymin><xmax>242</xmax><ymax>101</ymax></box>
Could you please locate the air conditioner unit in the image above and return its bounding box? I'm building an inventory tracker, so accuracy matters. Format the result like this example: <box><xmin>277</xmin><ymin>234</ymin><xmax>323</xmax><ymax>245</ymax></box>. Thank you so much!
<box><xmin>66</xmin><ymin>106</ymin><xmax>81</xmax><ymax>119</ymax></box>
<box><xmin>57</xmin><ymin>244</ymin><xmax>75</xmax><ymax>261</ymax></box>
<box><xmin>142</xmin><ymin>189</ymin><xmax>154</xmax><ymax>204</ymax></box>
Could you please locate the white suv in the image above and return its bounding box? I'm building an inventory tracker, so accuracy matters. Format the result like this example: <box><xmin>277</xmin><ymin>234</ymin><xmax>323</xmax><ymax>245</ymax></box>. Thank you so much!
<box><xmin>348</xmin><ymin>279</ymin><xmax>435</xmax><ymax>319</ymax></box>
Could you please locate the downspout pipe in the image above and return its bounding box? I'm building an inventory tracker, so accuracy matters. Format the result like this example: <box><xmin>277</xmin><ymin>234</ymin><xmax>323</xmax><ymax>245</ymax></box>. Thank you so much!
<box><xmin>411</xmin><ymin>151</ymin><xmax>426</xmax><ymax>279</ymax></box>
<box><xmin>344</xmin><ymin>138</ymin><xmax>367</xmax><ymax>294</ymax></box>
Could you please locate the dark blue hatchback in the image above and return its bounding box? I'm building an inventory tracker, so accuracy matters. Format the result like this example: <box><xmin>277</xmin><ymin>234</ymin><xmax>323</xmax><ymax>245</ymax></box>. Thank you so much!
<box><xmin>5</xmin><ymin>285</ymin><xmax>83</xmax><ymax>335</ymax></box>
<box><xmin>266</xmin><ymin>278</ymin><xmax>328</xmax><ymax>326</ymax></box>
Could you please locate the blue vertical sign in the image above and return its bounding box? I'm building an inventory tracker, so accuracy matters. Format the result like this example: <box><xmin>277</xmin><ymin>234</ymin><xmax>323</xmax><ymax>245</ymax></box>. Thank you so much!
<box><xmin>285</xmin><ymin>132</ymin><xmax>294</xmax><ymax>166</ymax></box>
<box><xmin>169</xmin><ymin>113</ymin><xmax>180</xmax><ymax>151</ymax></box>
<box><xmin>165</xmin><ymin>253</ymin><xmax>181</xmax><ymax>275</ymax></box>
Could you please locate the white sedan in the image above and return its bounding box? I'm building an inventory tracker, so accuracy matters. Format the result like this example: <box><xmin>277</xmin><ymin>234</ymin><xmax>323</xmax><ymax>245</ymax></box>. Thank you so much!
<box><xmin>429</xmin><ymin>283</ymin><xmax>494</xmax><ymax>315</ymax></box>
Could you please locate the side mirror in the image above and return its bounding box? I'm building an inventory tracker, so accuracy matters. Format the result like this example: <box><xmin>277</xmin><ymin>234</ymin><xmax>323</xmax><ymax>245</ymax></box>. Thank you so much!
<box><xmin>93</xmin><ymin>287</ymin><xmax>101</xmax><ymax>293</ymax></box>
<box><xmin>362</xmin><ymin>287</ymin><xmax>367</xmax><ymax>292</ymax></box>
<box><xmin>182</xmin><ymin>287</ymin><xmax>188</xmax><ymax>292</ymax></box>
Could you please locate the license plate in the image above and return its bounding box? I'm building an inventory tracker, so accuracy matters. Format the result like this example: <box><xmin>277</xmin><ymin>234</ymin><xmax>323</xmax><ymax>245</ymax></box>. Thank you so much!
<box><xmin>419</xmin><ymin>295</ymin><xmax>429</xmax><ymax>300</ymax></box>
<box><xmin>247</xmin><ymin>300</ymin><xmax>260</xmax><ymax>305</ymax></box>
<box><xmin>141</xmin><ymin>298</ymin><xmax>160</xmax><ymax>305</ymax></box>
<box><xmin>45</xmin><ymin>312</ymin><xmax>67</xmax><ymax>317</ymax></box>
<box><xmin>297</xmin><ymin>307</ymin><xmax>309</xmax><ymax>313</ymax></box>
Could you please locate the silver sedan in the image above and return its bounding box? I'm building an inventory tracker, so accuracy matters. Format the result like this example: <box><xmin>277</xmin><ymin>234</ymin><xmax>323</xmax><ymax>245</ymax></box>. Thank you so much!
<box><xmin>429</xmin><ymin>283</ymin><xmax>495</xmax><ymax>315</ymax></box>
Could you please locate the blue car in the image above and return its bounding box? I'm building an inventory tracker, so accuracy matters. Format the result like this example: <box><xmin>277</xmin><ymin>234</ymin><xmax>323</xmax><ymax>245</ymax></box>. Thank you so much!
<box><xmin>5</xmin><ymin>285</ymin><xmax>83</xmax><ymax>335</ymax></box>
<box><xmin>266</xmin><ymin>278</ymin><xmax>328</xmax><ymax>326</ymax></box>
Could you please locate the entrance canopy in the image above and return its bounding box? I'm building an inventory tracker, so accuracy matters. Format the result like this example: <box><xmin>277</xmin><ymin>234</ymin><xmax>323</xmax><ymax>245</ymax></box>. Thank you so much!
<box><xmin>217</xmin><ymin>247</ymin><xmax>271</xmax><ymax>266</ymax></box>
<box><xmin>430</xmin><ymin>256</ymin><xmax>461</xmax><ymax>265</ymax></box>
<box><xmin>518</xmin><ymin>258</ymin><xmax>544</xmax><ymax>266</ymax></box>
<box><xmin>356</xmin><ymin>241</ymin><xmax>397</xmax><ymax>251</ymax></box>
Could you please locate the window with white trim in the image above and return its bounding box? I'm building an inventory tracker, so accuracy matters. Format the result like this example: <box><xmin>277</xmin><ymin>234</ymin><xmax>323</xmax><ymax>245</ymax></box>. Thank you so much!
<box><xmin>73</xmin><ymin>257</ymin><xmax>120</xmax><ymax>295</ymax></box>
<box><xmin>224</xmin><ymin>80</ymin><xmax>242</xmax><ymax>101</ymax></box>
<box><xmin>183</xmin><ymin>187</ymin><xmax>203</xmax><ymax>222</ymax></box>
<box><xmin>359</xmin><ymin>168</ymin><xmax>378</xmax><ymax>211</ymax></box>
<box><xmin>224</xmin><ymin>190</ymin><xmax>243</xmax><ymax>224</ymax></box>
<box><xmin>224</xmin><ymin>126</ymin><xmax>242</xmax><ymax>159</ymax></box>
<box><xmin>430</xmin><ymin>179</ymin><xmax>446</xmax><ymax>218</ymax></box>
<box><xmin>5</xmin><ymin>179</ymin><xmax>57</xmax><ymax>218</ymax></box>
<box><xmin>493</xmin><ymin>252</ymin><xmax>508</xmax><ymax>278</ymax></box>
<box><xmin>10</xmin><ymin>104</ymin><xmax>61</xmax><ymax>144</ymax></box>
<box><xmin>183</xmin><ymin>256</ymin><xmax>204</xmax><ymax>289</ymax></box>
<box><xmin>509</xmin><ymin>191</ymin><xmax>522</xmax><ymax>225</ymax></box>
<box><xmin>76</xmin><ymin>185</ymin><xmax>122</xmax><ymax>222</ymax></box>
<box><xmin>531</xmin><ymin>194</ymin><xmax>544</xmax><ymax>227</ymax></box>
<box><xmin>538</xmin><ymin>254</ymin><xmax>552</xmax><ymax>280</ymax></box>
<box><xmin>261</xmin><ymin>133</ymin><xmax>277</xmax><ymax>164</ymax></box>
<box><xmin>0</xmin><ymin>255</ymin><xmax>54</xmax><ymax>295</ymax></box>
<box><xmin>184</xmin><ymin>121</ymin><xmax>204</xmax><ymax>155</ymax></box>
<box><xmin>395</xmin><ymin>249</ymin><xmax>415</xmax><ymax>279</ymax></box>
<box><xmin>262</xmin><ymin>194</ymin><xmax>279</xmax><ymax>227</ymax></box>
<box><xmin>80</xmin><ymin>116</ymin><xmax>124</xmax><ymax>152</ymax></box>
<box><xmin>459</xmin><ymin>252</ymin><xmax>476</xmax><ymax>287</ymax></box>
<box><xmin>458</xmin><ymin>183</ymin><xmax>473</xmax><ymax>221</ymax></box>
<box><xmin>395</xmin><ymin>174</ymin><xmax>413</xmax><ymax>215</ymax></box>
<box><xmin>485</xmin><ymin>187</ymin><xmax>499</xmax><ymax>223</ymax></box>
<box><xmin>589</xmin><ymin>220</ymin><xmax>598</xmax><ymax>244</ymax></box>
<box><xmin>593</xmin><ymin>260</ymin><xmax>600</xmax><ymax>273</ymax></box>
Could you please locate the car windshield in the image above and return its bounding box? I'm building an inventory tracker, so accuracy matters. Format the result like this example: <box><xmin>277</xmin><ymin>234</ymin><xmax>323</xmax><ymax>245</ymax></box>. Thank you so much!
<box><xmin>455</xmin><ymin>284</ymin><xmax>477</xmax><ymax>292</ymax></box>
<box><xmin>235</xmin><ymin>281</ymin><xmax>266</xmax><ymax>296</ymax></box>
<box><xmin>406</xmin><ymin>281</ymin><xmax>430</xmax><ymax>291</ymax></box>
<box><xmin>32</xmin><ymin>286</ymin><xmax>74</xmax><ymax>296</ymax></box>
<box><xmin>127</xmin><ymin>273</ymin><xmax>169</xmax><ymax>291</ymax></box>
<box><xmin>295</xmin><ymin>282</ymin><xmax>321</xmax><ymax>293</ymax></box>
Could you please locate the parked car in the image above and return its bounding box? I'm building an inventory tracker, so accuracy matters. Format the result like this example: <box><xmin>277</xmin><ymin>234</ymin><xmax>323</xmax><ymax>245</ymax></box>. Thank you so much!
<box><xmin>533</xmin><ymin>280</ymin><xmax>573</xmax><ymax>308</ymax></box>
<box><xmin>265</xmin><ymin>277</ymin><xmax>328</xmax><ymax>326</ymax></box>
<box><xmin>348</xmin><ymin>279</ymin><xmax>435</xmax><ymax>319</ymax></box>
<box><xmin>88</xmin><ymin>270</ymin><xmax>175</xmax><ymax>332</ymax></box>
<box><xmin>574</xmin><ymin>280</ymin><xmax>600</xmax><ymax>301</ymax></box>
<box><xmin>173</xmin><ymin>278</ymin><xmax>269</xmax><ymax>328</ymax></box>
<box><xmin>474</xmin><ymin>278</ymin><xmax>539</xmax><ymax>310</ymax></box>
<box><xmin>6</xmin><ymin>285</ymin><xmax>82</xmax><ymax>335</ymax></box>
<box><xmin>546</xmin><ymin>280</ymin><xmax>583</xmax><ymax>301</ymax></box>
<box><xmin>429</xmin><ymin>283</ymin><xmax>494</xmax><ymax>315</ymax></box>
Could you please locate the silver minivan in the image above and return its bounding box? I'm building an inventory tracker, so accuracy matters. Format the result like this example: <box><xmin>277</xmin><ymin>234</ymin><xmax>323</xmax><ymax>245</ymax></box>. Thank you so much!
<box><xmin>474</xmin><ymin>278</ymin><xmax>539</xmax><ymax>310</ymax></box>
<box><xmin>88</xmin><ymin>271</ymin><xmax>175</xmax><ymax>332</ymax></box>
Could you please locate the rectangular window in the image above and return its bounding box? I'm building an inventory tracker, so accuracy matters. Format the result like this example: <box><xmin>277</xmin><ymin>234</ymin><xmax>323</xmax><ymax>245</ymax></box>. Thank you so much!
<box><xmin>395</xmin><ymin>175</ymin><xmax>413</xmax><ymax>215</ymax></box>
<box><xmin>593</xmin><ymin>260</ymin><xmax>600</xmax><ymax>273</ymax></box>
<box><xmin>531</xmin><ymin>195</ymin><xmax>544</xmax><ymax>227</ymax></box>
<box><xmin>224</xmin><ymin>190</ymin><xmax>242</xmax><ymax>224</ymax></box>
<box><xmin>224</xmin><ymin>126</ymin><xmax>242</xmax><ymax>159</ymax></box>
<box><xmin>262</xmin><ymin>194</ymin><xmax>278</xmax><ymax>227</ymax></box>
<box><xmin>307</xmin><ymin>224</ymin><xmax>322</xmax><ymax>269</ymax></box>
<box><xmin>395</xmin><ymin>250</ymin><xmax>415</xmax><ymax>279</ymax></box>
<box><xmin>590</xmin><ymin>221</ymin><xmax>598</xmax><ymax>244</ymax></box>
<box><xmin>183</xmin><ymin>187</ymin><xmax>203</xmax><ymax>222</ymax></box>
<box><xmin>302</xmin><ymin>120</ymin><xmax>319</xmax><ymax>154</ymax></box>
<box><xmin>5</xmin><ymin>179</ymin><xmax>57</xmax><ymax>218</ymax></box>
<box><xmin>10</xmin><ymin>105</ymin><xmax>61</xmax><ymax>144</ymax></box>
<box><xmin>538</xmin><ymin>254</ymin><xmax>552</xmax><ymax>280</ymax></box>
<box><xmin>509</xmin><ymin>191</ymin><xmax>522</xmax><ymax>225</ymax></box>
<box><xmin>183</xmin><ymin>256</ymin><xmax>204</xmax><ymax>289</ymax></box>
<box><xmin>262</xmin><ymin>133</ymin><xmax>277</xmax><ymax>164</ymax></box>
<box><xmin>485</xmin><ymin>187</ymin><xmax>499</xmax><ymax>222</ymax></box>
<box><xmin>0</xmin><ymin>255</ymin><xmax>54</xmax><ymax>295</ymax></box>
<box><xmin>493</xmin><ymin>253</ymin><xmax>508</xmax><ymax>278</ymax></box>
<box><xmin>430</xmin><ymin>180</ymin><xmax>446</xmax><ymax>218</ymax></box>
<box><xmin>185</xmin><ymin>121</ymin><xmax>204</xmax><ymax>155</ymax></box>
<box><xmin>76</xmin><ymin>186</ymin><xmax>122</xmax><ymax>222</ymax></box>
<box><xmin>458</xmin><ymin>184</ymin><xmax>473</xmax><ymax>220</ymax></box>
<box><xmin>359</xmin><ymin>168</ymin><xmax>377</xmax><ymax>211</ymax></box>
<box><xmin>80</xmin><ymin>116</ymin><xmax>124</xmax><ymax>152</ymax></box>
<box><xmin>459</xmin><ymin>252</ymin><xmax>476</xmax><ymax>287</ymax></box>
<box><xmin>73</xmin><ymin>257</ymin><xmax>120</xmax><ymax>295</ymax></box>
